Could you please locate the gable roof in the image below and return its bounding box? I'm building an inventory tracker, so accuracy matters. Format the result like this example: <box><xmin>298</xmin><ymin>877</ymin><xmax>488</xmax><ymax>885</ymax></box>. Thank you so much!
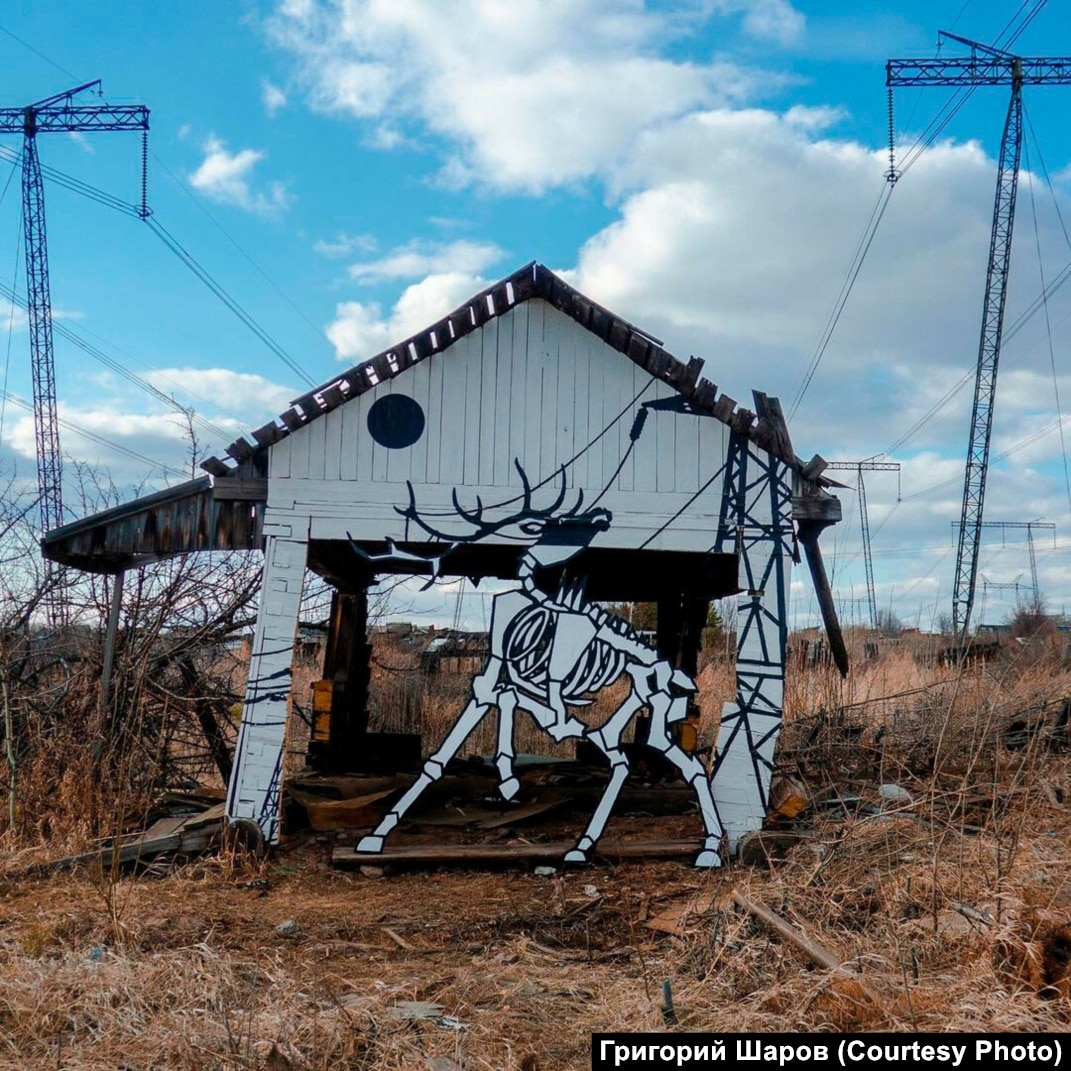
<box><xmin>44</xmin><ymin>262</ymin><xmax>842</xmax><ymax>570</ymax></box>
<box><xmin>201</xmin><ymin>261</ymin><xmax>830</xmax><ymax>486</ymax></box>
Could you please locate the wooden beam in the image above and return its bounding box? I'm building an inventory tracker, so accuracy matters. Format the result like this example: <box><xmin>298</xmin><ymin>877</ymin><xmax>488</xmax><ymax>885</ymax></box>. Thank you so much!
<box><xmin>332</xmin><ymin>838</ymin><xmax>701</xmax><ymax>867</ymax></box>
<box><xmin>212</xmin><ymin>477</ymin><xmax>268</xmax><ymax>501</ymax></box>
<box><xmin>797</xmin><ymin>519</ymin><xmax>849</xmax><ymax>677</ymax></box>
<box><xmin>98</xmin><ymin>568</ymin><xmax>124</xmax><ymax>724</ymax></box>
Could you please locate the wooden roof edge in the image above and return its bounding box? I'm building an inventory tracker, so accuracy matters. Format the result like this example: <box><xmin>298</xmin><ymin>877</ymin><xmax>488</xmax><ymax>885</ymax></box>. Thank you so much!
<box><xmin>43</xmin><ymin>476</ymin><xmax>214</xmax><ymax>548</ymax></box>
<box><xmin>196</xmin><ymin>260</ymin><xmax>834</xmax><ymax>489</ymax></box>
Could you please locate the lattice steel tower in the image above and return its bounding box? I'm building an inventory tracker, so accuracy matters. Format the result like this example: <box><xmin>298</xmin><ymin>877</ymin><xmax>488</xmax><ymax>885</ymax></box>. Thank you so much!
<box><xmin>0</xmin><ymin>82</ymin><xmax>149</xmax><ymax>624</ymax></box>
<box><xmin>887</xmin><ymin>35</ymin><xmax>1071</xmax><ymax>640</ymax></box>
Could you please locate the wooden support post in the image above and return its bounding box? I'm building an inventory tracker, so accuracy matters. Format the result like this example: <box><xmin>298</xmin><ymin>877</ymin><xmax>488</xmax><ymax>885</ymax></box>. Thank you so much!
<box><xmin>797</xmin><ymin>519</ymin><xmax>849</xmax><ymax>677</ymax></box>
<box><xmin>312</xmin><ymin>585</ymin><xmax>372</xmax><ymax>772</ymax></box>
<box><xmin>226</xmin><ymin>524</ymin><xmax>308</xmax><ymax>843</ymax></box>
<box><xmin>99</xmin><ymin>568</ymin><xmax>124</xmax><ymax>725</ymax></box>
<box><xmin>679</xmin><ymin>595</ymin><xmax>709</xmax><ymax>679</ymax></box>
<box><xmin>655</xmin><ymin>595</ymin><xmax>684</xmax><ymax>665</ymax></box>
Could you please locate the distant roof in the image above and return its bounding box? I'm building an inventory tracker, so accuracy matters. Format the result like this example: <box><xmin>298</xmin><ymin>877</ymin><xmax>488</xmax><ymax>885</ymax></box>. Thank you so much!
<box><xmin>202</xmin><ymin>261</ymin><xmax>832</xmax><ymax>486</ymax></box>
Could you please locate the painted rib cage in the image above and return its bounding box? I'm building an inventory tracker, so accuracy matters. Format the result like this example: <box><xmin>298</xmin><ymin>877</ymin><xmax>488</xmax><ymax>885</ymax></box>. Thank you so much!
<box><xmin>503</xmin><ymin>601</ymin><xmax>630</xmax><ymax>707</ymax></box>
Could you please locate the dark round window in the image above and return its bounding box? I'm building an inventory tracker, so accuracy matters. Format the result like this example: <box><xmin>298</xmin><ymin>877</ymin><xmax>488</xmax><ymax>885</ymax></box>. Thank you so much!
<box><xmin>367</xmin><ymin>393</ymin><xmax>426</xmax><ymax>449</ymax></box>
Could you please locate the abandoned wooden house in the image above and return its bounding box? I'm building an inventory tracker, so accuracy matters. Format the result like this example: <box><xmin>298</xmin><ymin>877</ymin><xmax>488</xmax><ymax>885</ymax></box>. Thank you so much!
<box><xmin>44</xmin><ymin>262</ymin><xmax>845</xmax><ymax>866</ymax></box>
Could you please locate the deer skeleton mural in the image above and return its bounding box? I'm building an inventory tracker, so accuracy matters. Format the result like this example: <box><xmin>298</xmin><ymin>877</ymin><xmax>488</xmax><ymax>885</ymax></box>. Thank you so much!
<box><xmin>351</xmin><ymin>462</ymin><xmax>723</xmax><ymax>868</ymax></box>
<box><xmin>41</xmin><ymin>260</ymin><xmax>847</xmax><ymax>866</ymax></box>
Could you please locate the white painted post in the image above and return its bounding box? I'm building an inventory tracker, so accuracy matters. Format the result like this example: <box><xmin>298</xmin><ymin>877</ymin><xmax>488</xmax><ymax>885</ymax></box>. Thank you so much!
<box><xmin>225</xmin><ymin>523</ymin><xmax>308</xmax><ymax>843</ymax></box>
<box><xmin>711</xmin><ymin>443</ymin><xmax>793</xmax><ymax>852</ymax></box>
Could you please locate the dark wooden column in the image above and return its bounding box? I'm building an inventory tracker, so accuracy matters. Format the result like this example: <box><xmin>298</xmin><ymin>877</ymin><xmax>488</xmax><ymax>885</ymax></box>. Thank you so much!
<box><xmin>678</xmin><ymin>595</ymin><xmax>710</xmax><ymax>679</ymax></box>
<box><xmin>310</xmin><ymin>585</ymin><xmax>372</xmax><ymax>772</ymax></box>
<box><xmin>650</xmin><ymin>592</ymin><xmax>707</xmax><ymax>751</ymax></box>
<box><xmin>655</xmin><ymin>594</ymin><xmax>684</xmax><ymax>665</ymax></box>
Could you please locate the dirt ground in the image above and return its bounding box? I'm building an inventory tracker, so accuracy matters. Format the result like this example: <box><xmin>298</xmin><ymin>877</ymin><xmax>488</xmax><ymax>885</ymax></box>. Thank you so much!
<box><xmin>5</xmin><ymin>648</ymin><xmax>1071</xmax><ymax>1069</ymax></box>
<box><xmin>2</xmin><ymin>774</ymin><xmax>1071</xmax><ymax>1071</ymax></box>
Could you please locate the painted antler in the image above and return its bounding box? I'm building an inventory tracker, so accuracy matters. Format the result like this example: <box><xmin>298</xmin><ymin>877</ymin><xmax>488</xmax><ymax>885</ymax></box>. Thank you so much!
<box><xmin>396</xmin><ymin>460</ymin><xmax>588</xmax><ymax>544</ymax></box>
<box><xmin>346</xmin><ymin>533</ymin><xmax>456</xmax><ymax>590</ymax></box>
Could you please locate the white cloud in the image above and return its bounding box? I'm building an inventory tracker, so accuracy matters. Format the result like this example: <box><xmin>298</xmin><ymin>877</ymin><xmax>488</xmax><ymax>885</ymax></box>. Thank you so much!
<box><xmin>313</xmin><ymin>231</ymin><xmax>378</xmax><ymax>258</ymax></box>
<box><xmin>711</xmin><ymin>0</ymin><xmax>805</xmax><ymax>44</ymax></box>
<box><xmin>0</xmin><ymin>366</ymin><xmax>298</xmax><ymax>490</ymax></box>
<box><xmin>262</xmin><ymin>80</ymin><xmax>288</xmax><ymax>116</ymax></box>
<box><xmin>5</xmin><ymin>405</ymin><xmax>197</xmax><ymax>484</ymax></box>
<box><xmin>327</xmin><ymin>272</ymin><xmax>488</xmax><ymax>360</ymax></box>
<box><xmin>267</xmin><ymin>0</ymin><xmax>781</xmax><ymax>193</ymax></box>
<box><xmin>348</xmin><ymin>239</ymin><xmax>503</xmax><ymax>283</ymax></box>
<box><xmin>189</xmin><ymin>136</ymin><xmax>291</xmax><ymax>216</ymax></box>
<box><xmin>145</xmin><ymin>367</ymin><xmax>296</xmax><ymax>421</ymax></box>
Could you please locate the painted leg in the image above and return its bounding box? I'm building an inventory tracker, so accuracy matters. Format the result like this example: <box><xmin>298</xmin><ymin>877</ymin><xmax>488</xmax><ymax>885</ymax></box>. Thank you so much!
<box><xmin>647</xmin><ymin>690</ymin><xmax>723</xmax><ymax>868</ymax></box>
<box><xmin>586</xmin><ymin>687</ymin><xmax>643</xmax><ymax>756</ymax></box>
<box><xmin>226</xmin><ymin>530</ymin><xmax>307</xmax><ymax>844</ymax></box>
<box><xmin>565</xmin><ymin>709</ymin><xmax>631</xmax><ymax>863</ymax></box>
<box><xmin>495</xmin><ymin>689</ymin><xmax>520</xmax><ymax>800</ymax></box>
<box><xmin>356</xmin><ymin>696</ymin><xmax>491</xmax><ymax>853</ymax></box>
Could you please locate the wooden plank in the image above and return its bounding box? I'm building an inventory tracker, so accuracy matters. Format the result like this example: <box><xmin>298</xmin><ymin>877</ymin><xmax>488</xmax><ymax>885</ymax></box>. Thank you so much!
<box><xmin>332</xmin><ymin>838</ymin><xmax>700</xmax><ymax>867</ymax></box>
<box><xmin>437</xmin><ymin>343</ymin><xmax>465</xmax><ymax>487</ymax></box>
<box><xmin>730</xmin><ymin>889</ymin><xmax>881</xmax><ymax>1006</ymax></box>
<box><xmin>477</xmin><ymin>796</ymin><xmax>566</xmax><ymax>828</ymax></box>
<box><xmin>426</xmin><ymin>353</ymin><xmax>443</xmax><ymax>484</ymax></box>
<box><xmin>477</xmin><ymin>316</ymin><xmax>498</xmax><ymax>487</ymax></box>
<box><xmin>508</xmin><ymin>301</ymin><xmax>530</xmax><ymax>475</ymax></box>
<box><xmin>290</xmin><ymin>788</ymin><xmax>396</xmax><ymax>831</ymax></box>
<box><xmin>712</xmin><ymin>395</ymin><xmax>736</xmax><ymax>423</ymax></box>
<box><xmin>323</xmin><ymin>406</ymin><xmax>344</xmax><ymax>483</ymax></box>
<box><xmin>340</xmin><ymin>391</ymin><xmax>360</xmax><ymax>481</ymax></box>
<box><xmin>461</xmin><ymin>331</ymin><xmax>482</xmax><ymax>486</ymax></box>
<box><xmin>288</xmin><ymin>420</ymin><xmax>313</xmax><ymax>480</ymax></box>
<box><xmin>554</xmin><ymin>312</ymin><xmax>576</xmax><ymax>478</ymax></box>
<box><xmin>270</xmin><ymin>435</ymin><xmax>291</xmax><ymax>479</ymax></box>
<box><xmin>539</xmin><ymin>304</ymin><xmax>560</xmax><ymax>478</ymax></box>
<box><xmin>675</xmin><ymin>405</ymin><xmax>700</xmax><ymax>494</ymax></box>
<box><xmin>370</xmin><ymin>382</ymin><xmax>391</xmax><ymax>484</ymax></box>
<box><xmin>24</xmin><ymin>815</ymin><xmax>223</xmax><ymax>876</ymax></box>
<box><xmin>524</xmin><ymin>300</ymin><xmax>544</xmax><ymax>479</ymax></box>
<box><xmin>492</xmin><ymin>305</ymin><xmax>515</xmax><ymax>488</ymax></box>
<box><xmin>616</xmin><ymin>358</ymin><xmax>637</xmax><ymax>493</ymax></box>
<box><xmin>212</xmin><ymin>478</ymin><xmax>268</xmax><ymax>501</ymax></box>
<box><xmin>633</xmin><ymin>374</ymin><xmax>657</xmax><ymax>494</ymax></box>
<box><xmin>655</xmin><ymin>384</ymin><xmax>676</xmax><ymax>494</ymax></box>
<box><xmin>585</xmin><ymin>330</ymin><xmax>607</xmax><ymax>489</ymax></box>
<box><xmin>568</xmin><ymin>325</ymin><xmax>590</xmax><ymax>489</ymax></box>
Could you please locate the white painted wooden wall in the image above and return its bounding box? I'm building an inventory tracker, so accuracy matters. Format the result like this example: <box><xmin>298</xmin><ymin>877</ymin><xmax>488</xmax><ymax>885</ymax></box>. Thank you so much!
<box><xmin>267</xmin><ymin>300</ymin><xmax>728</xmax><ymax>554</ymax></box>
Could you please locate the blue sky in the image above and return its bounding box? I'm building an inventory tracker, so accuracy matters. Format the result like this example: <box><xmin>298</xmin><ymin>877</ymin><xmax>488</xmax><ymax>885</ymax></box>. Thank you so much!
<box><xmin>2</xmin><ymin>0</ymin><xmax>1071</xmax><ymax>630</ymax></box>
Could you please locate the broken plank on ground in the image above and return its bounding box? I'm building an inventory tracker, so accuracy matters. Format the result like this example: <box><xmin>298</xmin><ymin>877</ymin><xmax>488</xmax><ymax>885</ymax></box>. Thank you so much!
<box><xmin>20</xmin><ymin>805</ymin><xmax>224</xmax><ymax>876</ymax></box>
<box><xmin>332</xmin><ymin>839</ymin><xmax>700</xmax><ymax>867</ymax></box>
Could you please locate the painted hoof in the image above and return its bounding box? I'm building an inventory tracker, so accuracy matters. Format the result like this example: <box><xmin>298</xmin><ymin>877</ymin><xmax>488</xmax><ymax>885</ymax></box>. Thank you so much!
<box><xmin>694</xmin><ymin>848</ymin><xmax>722</xmax><ymax>869</ymax></box>
<box><xmin>356</xmin><ymin>835</ymin><xmax>385</xmax><ymax>855</ymax></box>
<box><xmin>563</xmin><ymin>849</ymin><xmax>589</xmax><ymax>864</ymax></box>
<box><xmin>499</xmin><ymin>776</ymin><xmax>520</xmax><ymax>801</ymax></box>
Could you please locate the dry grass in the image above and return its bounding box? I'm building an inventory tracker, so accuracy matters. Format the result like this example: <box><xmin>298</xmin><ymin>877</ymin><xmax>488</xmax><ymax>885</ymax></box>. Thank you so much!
<box><xmin>3</xmin><ymin>644</ymin><xmax>1071</xmax><ymax>1067</ymax></box>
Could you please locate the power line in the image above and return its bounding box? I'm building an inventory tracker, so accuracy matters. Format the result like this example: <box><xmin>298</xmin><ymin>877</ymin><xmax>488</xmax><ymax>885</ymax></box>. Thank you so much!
<box><xmin>0</xmin><ymin>23</ymin><xmax>80</xmax><ymax>83</ymax></box>
<box><xmin>0</xmin><ymin>142</ymin><xmax>318</xmax><ymax>388</ymax></box>
<box><xmin>0</xmin><ymin>276</ymin><xmax>235</xmax><ymax>444</ymax></box>
<box><xmin>0</xmin><ymin>211</ymin><xmax>20</xmax><ymax>443</ymax></box>
<box><xmin>0</xmin><ymin>386</ymin><xmax>187</xmax><ymax>478</ymax></box>
<box><xmin>787</xmin><ymin>2</ymin><xmax>1046</xmax><ymax>422</ymax></box>
<box><xmin>788</xmin><ymin>183</ymin><xmax>894</xmax><ymax>419</ymax></box>
<box><xmin>144</xmin><ymin>217</ymin><xmax>316</xmax><ymax>388</ymax></box>
<box><xmin>1022</xmin><ymin>125</ymin><xmax>1071</xmax><ymax>513</ymax></box>
<box><xmin>150</xmin><ymin>150</ymin><xmax>333</xmax><ymax>354</ymax></box>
